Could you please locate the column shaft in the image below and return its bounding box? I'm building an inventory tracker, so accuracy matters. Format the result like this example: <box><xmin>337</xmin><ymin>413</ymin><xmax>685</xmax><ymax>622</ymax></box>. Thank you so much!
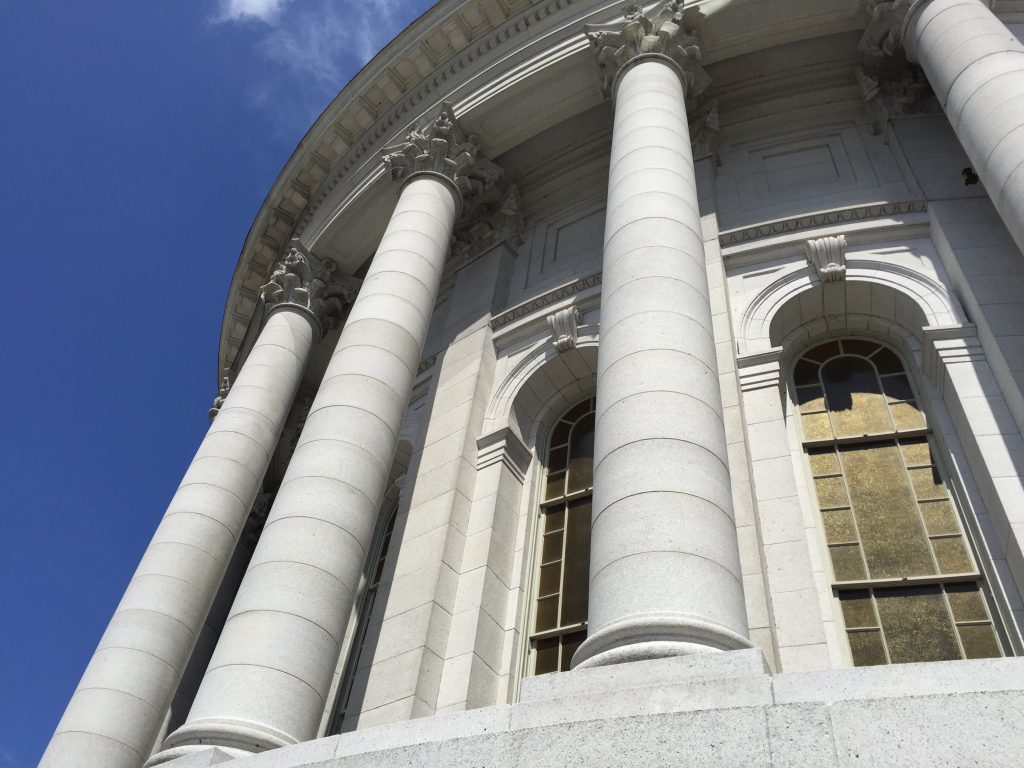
<box><xmin>574</xmin><ymin>58</ymin><xmax>749</xmax><ymax>668</ymax></box>
<box><xmin>906</xmin><ymin>0</ymin><xmax>1024</xmax><ymax>253</ymax></box>
<box><xmin>158</xmin><ymin>176</ymin><xmax>458</xmax><ymax>757</ymax></box>
<box><xmin>41</xmin><ymin>307</ymin><xmax>318</xmax><ymax>768</ymax></box>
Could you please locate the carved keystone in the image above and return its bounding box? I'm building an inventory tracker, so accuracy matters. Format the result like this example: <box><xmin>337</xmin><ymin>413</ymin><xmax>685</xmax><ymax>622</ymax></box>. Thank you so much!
<box><xmin>547</xmin><ymin>306</ymin><xmax>581</xmax><ymax>353</ymax></box>
<box><xmin>805</xmin><ymin>235</ymin><xmax>847</xmax><ymax>283</ymax></box>
<box><xmin>586</xmin><ymin>1</ymin><xmax>710</xmax><ymax>98</ymax></box>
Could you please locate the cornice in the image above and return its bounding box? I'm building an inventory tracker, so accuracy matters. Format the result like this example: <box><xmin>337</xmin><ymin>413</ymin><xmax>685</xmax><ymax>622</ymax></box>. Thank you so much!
<box><xmin>219</xmin><ymin>0</ymin><xmax>888</xmax><ymax>378</ymax></box>
<box><xmin>719</xmin><ymin>199</ymin><xmax>927</xmax><ymax>247</ymax></box>
<box><xmin>490</xmin><ymin>272</ymin><xmax>602</xmax><ymax>330</ymax></box>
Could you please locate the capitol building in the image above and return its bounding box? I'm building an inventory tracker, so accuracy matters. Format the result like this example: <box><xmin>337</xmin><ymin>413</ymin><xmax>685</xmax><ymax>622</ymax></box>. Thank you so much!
<box><xmin>42</xmin><ymin>1</ymin><xmax>1024</xmax><ymax>765</ymax></box>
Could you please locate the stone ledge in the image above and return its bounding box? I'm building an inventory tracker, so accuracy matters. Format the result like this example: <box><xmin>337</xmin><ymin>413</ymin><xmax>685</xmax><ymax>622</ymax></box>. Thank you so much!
<box><xmin>165</xmin><ymin>654</ymin><xmax>1024</xmax><ymax>768</ymax></box>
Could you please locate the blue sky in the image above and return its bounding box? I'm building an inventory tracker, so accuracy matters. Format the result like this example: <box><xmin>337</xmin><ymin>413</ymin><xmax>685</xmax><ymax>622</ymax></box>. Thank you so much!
<box><xmin>0</xmin><ymin>1</ymin><xmax>434</xmax><ymax>764</ymax></box>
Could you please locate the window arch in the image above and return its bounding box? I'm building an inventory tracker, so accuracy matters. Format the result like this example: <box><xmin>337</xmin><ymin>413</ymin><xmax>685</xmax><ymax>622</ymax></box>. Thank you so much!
<box><xmin>528</xmin><ymin>397</ymin><xmax>595</xmax><ymax>676</ymax></box>
<box><xmin>794</xmin><ymin>339</ymin><xmax>1004</xmax><ymax>665</ymax></box>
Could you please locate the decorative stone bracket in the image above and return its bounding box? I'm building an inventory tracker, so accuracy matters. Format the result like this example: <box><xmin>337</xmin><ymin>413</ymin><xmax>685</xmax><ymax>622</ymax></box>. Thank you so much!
<box><xmin>547</xmin><ymin>306</ymin><xmax>581</xmax><ymax>353</ymax></box>
<box><xmin>449</xmin><ymin>185</ymin><xmax>525</xmax><ymax>273</ymax></box>
<box><xmin>805</xmin><ymin>234</ymin><xmax>847</xmax><ymax>283</ymax></box>
<box><xmin>586</xmin><ymin>1</ymin><xmax>710</xmax><ymax>100</ymax></box>
<box><xmin>260</xmin><ymin>241</ymin><xmax>360</xmax><ymax>335</ymax></box>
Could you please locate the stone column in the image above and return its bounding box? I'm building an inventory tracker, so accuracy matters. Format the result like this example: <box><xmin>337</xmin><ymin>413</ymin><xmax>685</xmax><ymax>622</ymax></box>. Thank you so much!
<box><xmin>862</xmin><ymin>0</ymin><xmax>1024</xmax><ymax>254</ymax></box>
<box><xmin>573</xmin><ymin>1</ymin><xmax>750</xmax><ymax>669</ymax></box>
<box><xmin>154</xmin><ymin>104</ymin><xmax>499</xmax><ymax>761</ymax></box>
<box><xmin>41</xmin><ymin>246</ymin><xmax>339</xmax><ymax>768</ymax></box>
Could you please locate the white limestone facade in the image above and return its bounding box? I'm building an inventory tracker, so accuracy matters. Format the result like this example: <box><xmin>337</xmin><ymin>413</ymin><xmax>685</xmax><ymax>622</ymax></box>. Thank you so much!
<box><xmin>44</xmin><ymin>2</ymin><xmax>1024</xmax><ymax>766</ymax></box>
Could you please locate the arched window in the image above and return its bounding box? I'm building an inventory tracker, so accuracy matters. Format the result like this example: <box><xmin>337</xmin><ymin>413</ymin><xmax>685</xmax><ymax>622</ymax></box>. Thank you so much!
<box><xmin>528</xmin><ymin>397</ymin><xmax>595</xmax><ymax>675</ymax></box>
<box><xmin>794</xmin><ymin>339</ymin><xmax>1004</xmax><ymax>665</ymax></box>
<box><xmin>326</xmin><ymin>503</ymin><xmax>397</xmax><ymax>733</ymax></box>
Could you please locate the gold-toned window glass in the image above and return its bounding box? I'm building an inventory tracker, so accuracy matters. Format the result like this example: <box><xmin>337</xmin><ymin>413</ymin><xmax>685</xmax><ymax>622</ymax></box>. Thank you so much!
<box><xmin>795</xmin><ymin>340</ymin><xmax>1003</xmax><ymax>666</ymax></box>
<box><xmin>327</xmin><ymin>505</ymin><xmax>397</xmax><ymax>733</ymax></box>
<box><xmin>529</xmin><ymin>397</ymin><xmax>594</xmax><ymax>676</ymax></box>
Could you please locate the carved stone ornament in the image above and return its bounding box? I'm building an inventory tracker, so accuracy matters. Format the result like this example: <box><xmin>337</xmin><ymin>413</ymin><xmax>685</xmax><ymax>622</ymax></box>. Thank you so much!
<box><xmin>547</xmin><ymin>306</ymin><xmax>581</xmax><ymax>353</ymax></box>
<box><xmin>208</xmin><ymin>371</ymin><xmax>232</xmax><ymax>421</ymax></box>
<box><xmin>859</xmin><ymin>0</ymin><xmax>915</xmax><ymax>59</ymax></box>
<box><xmin>241</xmin><ymin>491</ymin><xmax>275</xmax><ymax>550</ymax></box>
<box><xmin>382</xmin><ymin>102</ymin><xmax>502</xmax><ymax>200</ymax></box>
<box><xmin>260</xmin><ymin>241</ymin><xmax>360</xmax><ymax>334</ymax></box>
<box><xmin>805</xmin><ymin>234</ymin><xmax>848</xmax><ymax>283</ymax></box>
<box><xmin>689</xmin><ymin>98</ymin><xmax>719</xmax><ymax>159</ymax></box>
<box><xmin>450</xmin><ymin>185</ymin><xmax>526</xmax><ymax>271</ymax></box>
<box><xmin>857</xmin><ymin>65</ymin><xmax>937</xmax><ymax>131</ymax></box>
<box><xmin>585</xmin><ymin>1</ymin><xmax>711</xmax><ymax>98</ymax></box>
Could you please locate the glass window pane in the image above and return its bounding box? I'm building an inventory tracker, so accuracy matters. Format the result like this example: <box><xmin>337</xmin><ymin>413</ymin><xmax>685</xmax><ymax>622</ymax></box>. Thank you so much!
<box><xmin>796</xmin><ymin>386</ymin><xmax>826</xmax><ymax>414</ymax></box>
<box><xmin>822</xmin><ymin>357</ymin><xmax>893</xmax><ymax>437</ymax></box>
<box><xmin>872</xmin><ymin>348</ymin><xmax>903</xmax><ymax>374</ymax></box>
<box><xmin>804</xmin><ymin>341</ymin><xmax>842</xmax><ymax>363</ymax></box>
<box><xmin>890</xmin><ymin>401</ymin><xmax>926</xmax><ymax>431</ymax></box>
<box><xmin>945</xmin><ymin>583</ymin><xmax>989</xmax><ymax>623</ymax></box>
<box><xmin>909</xmin><ymin>466</ymin><xmax>946</xmax><ymax>501</ymax></box>
<box><xmin>881</xmin><ymin>374</ymin><xmax>915</xmax><ymax>402</ymax></box>
<box><xmin>839</xmin><ymin>590</ymin><xmax>877</xmax><ymax>628</ymax></box>
<box><xmin>875</xmin><ymin>586</ymin><xmax>961</xmax><ymax>663</ymax></box>
<box><xmin>920</xmin><ymin>500</ymin><xmax>959</xmax><ymax>536</ymax></box>
<box><xmin>841</xmin><ymin>340</ymin><xmax>880</xmax><ymax>358</ymax></box>
<box><xmin>899</xmin><ymin>438</ymin><xmax>932</xmax><ymax>467</ymax></box>
<box><xmin>560</xmin><ymin>630</ymin><xmax>587</xmax><ymax>672</ymax></box>
<box><xmin>794</xmin><ymin>358</ymin><xmax>820</xmax><ymax>386</ymax></box>
<box><xmin>566</xmin><ymin>413</ymin><xmax>594</xmax><ymax>494</ymax></box>
<box><xmin>957</xmin><ymin>624</ymin><xmax>1002</xmax><ymax>660</ymax></box>
<box><xmin>551</xmin><ymin>420</ymin><xmax>572</xmax><ymax>447</ymax></box>
<box><xmin>932</xmin><ymin>536</ymin><xmax>973</xmax><ymax>574</ymax></box>
<box><xmin>541</xmin><ymin>531</ymin><xmax>563</xmax><ymax>564</ymax></box>
<box><xmin>801</xmin><ymin>412</ymin><xmax>833</xmax><ymax>441</ymax></box>
<box><xmin>544</xmin><ymin>508</ymin><xmax>565</xmax><ymax>533</ymax></box>
<box><xmin>535</xmin><ymin>596</ymin><xmax>559</xmax><ymax>633</ymax></box>
<box><xmin>848</xmin><ymin>629</ymin><xmax>888</xmax><ymax>666</ymax></box>
<box><xmin>560</xmin><ymin>499</ymin><xmax>591</xmax><ymax>626</ymax></box>
<box><xmin>808</xmin><ymin>448</ymin><xmax>840</xmax><ymax>476</ymax></box>
<box><xmin>830</xmin><ymin>543</ymin><xmax>867</xmax><ymax>581</ymax></box>
<box><xmin>815</xmin><ymin>476</ymin><xmax>849</xmax><ymax>508</ymax></box>
<box><xmin>534</xmin><ymin>637</ymin><xmax>559</xmax><ymax>674</ymax></box>
<box><xmin>562</xmin><ymin>400</ymin><xmax>591</xmax><ymax>424</ymax></box>
<box><xmin>544</xmin><ymin>472</ymin><xmax>565</xmax><ymax>501</ymax></box>
<box><xmin>538</xmin><ymin>563</ymin><xmax>561</xmax><ymax>598</ymax></box>
<box><xmin>548</xmin><ymin>445</ymin><xmax>568</xmax><ymax>473</ymax></box>
<box><xmin>841</xmin><ymin>444</ymin><xmax>935</xmax><ymax>579</ymax></box>
<box><xmin>822</xmin><ymin>508</ymin><xmax>857</xmax><ymax>544</ymax></box>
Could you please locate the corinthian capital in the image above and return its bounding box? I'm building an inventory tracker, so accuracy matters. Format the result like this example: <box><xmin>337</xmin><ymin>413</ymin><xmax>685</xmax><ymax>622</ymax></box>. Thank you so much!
<box><xmin>382</xmin><ymin>103</ymin><xmax>501</xmax><ymax>201</ymax></box>
<box><xmin>586</xmin><ymin>1</ymin><xmax>710</xmax><ymax>98</ymax></box>
<box><xmin>261</xmin><ymin>241</ymin><xmax>360</xmax><ymax>334</ymax></box>
<box><xmin>859</xmin><ymin>0</ymin><xmax>916</xmax><ymax>58</ymax></box>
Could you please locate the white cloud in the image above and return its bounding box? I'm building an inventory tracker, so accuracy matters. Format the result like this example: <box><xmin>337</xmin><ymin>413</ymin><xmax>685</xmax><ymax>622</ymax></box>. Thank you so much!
<box><xmin>218</xmin><ymin>0</ymin><xmax>291</xmax><ymax>23</ymax></box>
<box><xmin>213</xmin><ymin>0</ymin><xmax>422</xmax><ymax>137</ymax></box>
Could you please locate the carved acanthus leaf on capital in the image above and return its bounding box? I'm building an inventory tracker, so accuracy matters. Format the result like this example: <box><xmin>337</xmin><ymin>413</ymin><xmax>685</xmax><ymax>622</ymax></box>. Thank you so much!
<box><xmin>382</xmin><ymin>102</ymin><xmax>502</xmax><ymax>201</ymax></box>
<box><xmin>859</xmin><ymin>0</ymin><xmax>915</xmax><ymax>59</ymax></box>
<box><xmin>260</xmin><ymin>241</ymin><xmax>360</xmax><ymax>334</ymax></box>
<box><xmin>586</xmin><ymin>1</ymin><xmax>710</xmax><ymax>98</ymax></box>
